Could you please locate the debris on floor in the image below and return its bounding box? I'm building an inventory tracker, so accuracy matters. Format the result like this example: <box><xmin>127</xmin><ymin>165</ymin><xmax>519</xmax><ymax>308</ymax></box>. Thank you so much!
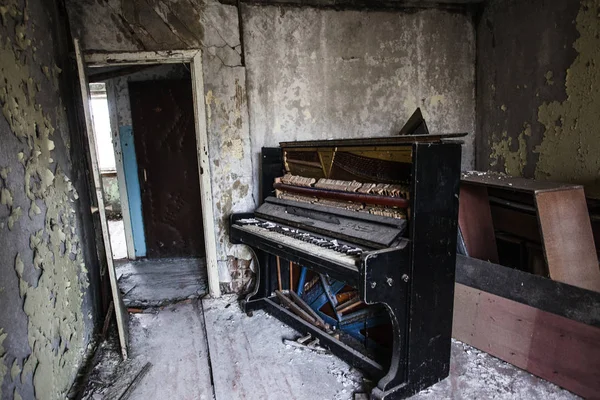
<box><xmin>126</xmin><ymin>301</ymin><xmax>213</xmax><ymax>400</ymax></box>
<box><xmin>203</xmin><ymin>295</ymin><xmax>578</xmax><ymax>400</ymax></box>
<box><xmin>411</xmin><ymin>340</ymin><xmax>579</xmax><ymax>400</ymax></box>
<box><xmin>77</xmin><ymin>331</ymin><xmax>151</xmax><ymax>400</ymax></box>
<box><xmin>203</xmin><ymin>295</ymin><xmax>368</xmax><ymax>400</ymax></box>
<box><xmin>283</xmin><ymin>334</ymin><xmax>329</xmax><ymax>354</ymax></box>
<box><xmin>81</xmin><ymin>300</ymin><xmax>213</xmax><ymax>400</ymax></box>
<box><xmin>80</xmin><ymin>295</ymin><xmax>579</xmax><ymax>400</ymax></box>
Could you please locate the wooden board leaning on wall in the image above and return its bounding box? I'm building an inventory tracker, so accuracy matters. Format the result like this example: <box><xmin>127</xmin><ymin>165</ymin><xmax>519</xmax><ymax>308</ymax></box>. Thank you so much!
<box><xmin>453</xmin><ymin>255</ymin><xmax>600</xmax><ymax>398</ymax></box>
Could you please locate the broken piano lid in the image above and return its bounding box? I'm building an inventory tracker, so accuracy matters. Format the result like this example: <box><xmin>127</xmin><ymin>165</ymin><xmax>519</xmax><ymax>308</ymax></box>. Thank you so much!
<box><xmin>398</xmin><ymin>107</ymin><xmax>429</xmax><ymax>136</ymax></box>
<box><xmin>279</xmin><ymin>132</ymin><xmax>468</xmax><ymax>148</ymax></box>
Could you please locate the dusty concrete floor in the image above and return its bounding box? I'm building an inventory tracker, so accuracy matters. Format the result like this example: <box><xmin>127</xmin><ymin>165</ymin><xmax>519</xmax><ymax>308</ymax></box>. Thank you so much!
<box><xmin>204</xmin><ymin>297</ymin><xmax>578</xmax><ymax>400</ymax></box>
<box><xmin>126</xmin><ymin>301</ymin><xmax>213</xmax><ymax>399</ymax></box>
<box><xmin>116</xmin><ymin>258</ymin><xmax>208</xmax><ymax>308</ymax></box>
<box><xmin>203</xmin><ymin>297</ymin><xmax>366</xmax><ymax>400</ymax></box>
<box><xmin>82</xmin><ymin>294</ymin><xmax>578</xmax><ymax>400</ymax></box>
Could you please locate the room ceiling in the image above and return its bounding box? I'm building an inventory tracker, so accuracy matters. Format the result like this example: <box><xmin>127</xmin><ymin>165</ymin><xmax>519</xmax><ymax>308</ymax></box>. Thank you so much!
<box><xmin>220</xmin><ymin>0</ymin><xmax>486</xmax><ymax>8</ymax></box>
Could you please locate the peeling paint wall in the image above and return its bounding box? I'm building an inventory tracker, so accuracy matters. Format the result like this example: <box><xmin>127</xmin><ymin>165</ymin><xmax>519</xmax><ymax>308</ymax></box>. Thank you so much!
<box><xmin>477</xmin><ymin>0</ymin><xmax>600</xmax><ymax>198</ymax></box>
<box><xmin>242</xmin><ymin>4</ymin><xmax>476</xmax><ymax>190</ymax></box>
<box><xmin>0</xmin><ymin>0</ymin><xmax>102</xmax><ymax>398</ymax></box>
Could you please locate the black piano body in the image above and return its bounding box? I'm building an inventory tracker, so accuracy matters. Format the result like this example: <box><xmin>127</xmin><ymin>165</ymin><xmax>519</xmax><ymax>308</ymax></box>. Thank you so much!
<box><xmin>230</xmin><ymin>134</ymin><xmax>464</xmax><ymax>399</ymax></box>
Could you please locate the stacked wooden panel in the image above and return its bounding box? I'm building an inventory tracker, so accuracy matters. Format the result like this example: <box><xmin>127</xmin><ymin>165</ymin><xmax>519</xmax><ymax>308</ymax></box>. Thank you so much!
<box><xmin>456</xmin><ymin>172</ymin><xmax>600</xmax><ymax>398</ymax></box>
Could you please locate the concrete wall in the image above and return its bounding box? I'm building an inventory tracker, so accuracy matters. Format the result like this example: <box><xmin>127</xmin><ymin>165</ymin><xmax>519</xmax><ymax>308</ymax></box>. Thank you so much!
<box><xmin>65</xmin><ymin>0</ymin><xmax>477</xmax><ymax>293</ymax></box>
<box><xmin>476</xmin><ymin>0</ymin><xmax>600</xmax><ymax>198</ymax></box>
<box><xmin>243</xmin><ymin>5</ymin><xmax>476</xmax><ymax>198</ymax></box>
<box><xmin>0</xmin><ymin>0</ymin><xmax>103</xmax><ymax>398</ymax></box>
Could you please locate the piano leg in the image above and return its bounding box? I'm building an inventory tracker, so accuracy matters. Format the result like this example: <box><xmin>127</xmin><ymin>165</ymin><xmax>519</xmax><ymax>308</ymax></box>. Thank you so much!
<box><xmin>241</xmin><ymin>248</ymin><xmax>272</xmax><ymax>315</ymax></box>
<box><xmin>361</xmin><ymin>246</ymin><xmax>411</xmax><ymax>400</ymax></box>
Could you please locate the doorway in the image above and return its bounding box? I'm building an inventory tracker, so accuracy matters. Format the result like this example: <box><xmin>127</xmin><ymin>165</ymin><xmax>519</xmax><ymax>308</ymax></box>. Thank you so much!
<box><xmin>76</xmin><ymin>47</ymin><xmax>221</xmax><ymax>360</ymax></box>
<box><xmin>89</xmin><ymin>64</ymin><xmax>210</xmax><ymax>308</ymax></box>
<box><xmin>129</xmin><ymin>79</ymin><xmax>205</xmax><ymax>258</ymax></box>
<box><xmin>82</xmin><ymin>51</ymin><xmax>220</xmax><ymax>302</ymax></box>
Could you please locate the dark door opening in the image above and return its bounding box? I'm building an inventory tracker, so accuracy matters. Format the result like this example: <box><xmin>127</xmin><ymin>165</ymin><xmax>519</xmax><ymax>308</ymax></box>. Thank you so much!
<box><xmin>129</xmin><ymin>79</ymin><xmax>205</xmax><ymax>258</ymax></box>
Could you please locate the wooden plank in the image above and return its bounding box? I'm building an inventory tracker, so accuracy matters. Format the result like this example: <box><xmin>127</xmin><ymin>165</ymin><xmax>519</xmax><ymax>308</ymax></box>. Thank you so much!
<box><xmin>453</xmin><ymin>283</ymin><xmax>600</xmax><ymax>398</ymax></box>
<box><xmin>490</xmin><ymin>205</ymin><xmax>541</xmax><ymax>243</ymax></box>
<box><xmin>274</xmin><ymin>290</ymin><xmax>321</xmax><ymax>328</ymax></box>
<box><xmin>74</xmin><ymin>39</ymin><xmax>129</xmax><ymax>358</ymax></box>
<box><xmin>85</xmin><ymin>50</ymin><xmax>199</xmax><ymax>67</ymax></box>
<box><xmin>456</xmin><ymin>255</ymin><xmax>600</xmax><ymax>327</ymax></box>
<box><xmin>462</xmin><ymin>171</ymin><xmax>581</xmax><ymax>193</ymax></box>
<box><xmin>458</xmin><ymin>183</ymin><xmax>499</xmax><ymax>263</ymax></box>
<box><xmin>191</xmin><ymin>51</ymin><xmax>221</xmax><ymax>298</ymax></box>
<box><xmin>118</xmin><ymin>362</ymin><xmax>152</xmax><ymax>400</ymax></box>
<box><xmin>288</xmin><ymin>289</ymin><xmax>329</xmax><ymax>329</ymax></box>
<box><xmin>535</xmin><ymin>188</ymin><xmax>600</xmax><ymax>292</ymax></box>
<box><xmin>117</xmin><ymin>125</ymin><xmax>147</xmax><ymax>257</ymax></box>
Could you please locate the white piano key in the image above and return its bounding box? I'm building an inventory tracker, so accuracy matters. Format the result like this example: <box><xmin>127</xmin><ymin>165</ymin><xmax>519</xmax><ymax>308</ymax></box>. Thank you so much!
<box><xmin>235</xmin><ymin>224</ymin><xmax>360</xmax><ymax>270</ymax></box>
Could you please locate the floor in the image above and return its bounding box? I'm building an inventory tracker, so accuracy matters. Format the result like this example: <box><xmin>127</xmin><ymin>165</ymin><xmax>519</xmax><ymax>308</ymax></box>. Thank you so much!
<box><xmin>82</xmin><ymin>293</ymin><xmax>579</xmax><ymax>399</ymax></box>
<box><xmin>115</xmin><ymin>258</ymin><xmax>208</xmax><ymax>308</ymax></box>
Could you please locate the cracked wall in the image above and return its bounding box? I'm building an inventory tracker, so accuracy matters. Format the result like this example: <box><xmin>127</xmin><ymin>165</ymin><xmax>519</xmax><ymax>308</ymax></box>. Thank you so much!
<box><xmin>243</xmin><ymin>4</ymin><xmax>476</xmax><ymax>193</ymax></box>
<box><xmin>477</xmin><ymin>0</ymin><xmax>600</xmax><ymax>198</ymax></box>
<box><xmin>0</xmin><ymin>0</ymin><xmax>101</xmax><ymax>398</ymax></box>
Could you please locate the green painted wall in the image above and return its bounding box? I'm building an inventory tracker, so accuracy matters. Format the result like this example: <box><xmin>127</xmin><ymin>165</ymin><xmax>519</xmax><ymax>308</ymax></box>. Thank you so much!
<box><xmin>0</xmin><ymin>0</ymin><xmax>101</xmax><ymax>398</ymax></box>
<box><xmin>477</xmin><ymin>0</ymin><xmax>600</xmax><ymax>198</ymax></box>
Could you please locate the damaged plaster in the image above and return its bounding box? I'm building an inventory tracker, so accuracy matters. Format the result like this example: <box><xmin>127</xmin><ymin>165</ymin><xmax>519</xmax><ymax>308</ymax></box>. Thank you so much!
<box><xmin>489</xmin><ymin>123</ymin><xmax>531</xmax><ymax>176</ymax></box>
<box><xmin>0</xmin><ymin>0</ymin><xmax>93</xmax><ymax>398</ymax></box>
<box><xmin>535</xmin><ymin>0</ymin><xmax>600</xmax><ymax>197</ymax></box>
<box><xmin>243</xmin><ymin>4</ymin><xmax>476</xmax><ymax>193</ymax></box>
<box><xmin>476</xmin><ymin>0</ymin><xmax>598</xmax><ymax>194</ymax></box>
<box><xmin>203</xmin><ymin>71</ymin><xmax>255</xmax><ymax>291</ymax></box>
<box><xmin>0</xmin><ymin>329</ymin><xmax>7</xmax><ymax>397</ymax></box>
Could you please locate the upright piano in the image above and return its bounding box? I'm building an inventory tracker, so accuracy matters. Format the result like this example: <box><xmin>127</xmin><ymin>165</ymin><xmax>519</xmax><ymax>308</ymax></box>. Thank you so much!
<box><xmin>230</xmin><ymin>133</ymin><xmax>465</xmax><ymax>399</ymax></box>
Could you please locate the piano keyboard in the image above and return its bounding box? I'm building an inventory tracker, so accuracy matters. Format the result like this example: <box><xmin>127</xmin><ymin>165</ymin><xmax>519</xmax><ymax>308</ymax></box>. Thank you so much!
<box><xmin>234</xmin><ymin>220</ymin><xmax>363</xmax><ymax>269</ymax></box>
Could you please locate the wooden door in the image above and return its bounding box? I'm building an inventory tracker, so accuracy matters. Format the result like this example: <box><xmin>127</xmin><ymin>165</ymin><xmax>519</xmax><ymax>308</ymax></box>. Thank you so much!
<box><xmin>74</xmin><ymin>39</ymin><xmax>129</xmax><ymax>358</ymax></box>
<box><xmin>129</xmin><ymin>80</ymin><xmax>205</xmax><ymax>258</ymax></box>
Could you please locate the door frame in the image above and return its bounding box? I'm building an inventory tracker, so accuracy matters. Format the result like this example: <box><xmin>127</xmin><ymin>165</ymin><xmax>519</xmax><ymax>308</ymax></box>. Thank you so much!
<box><xmin>83</xmin><ymin>49</ymin><xmax>222</xmax><ymax>299</ymax></box>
